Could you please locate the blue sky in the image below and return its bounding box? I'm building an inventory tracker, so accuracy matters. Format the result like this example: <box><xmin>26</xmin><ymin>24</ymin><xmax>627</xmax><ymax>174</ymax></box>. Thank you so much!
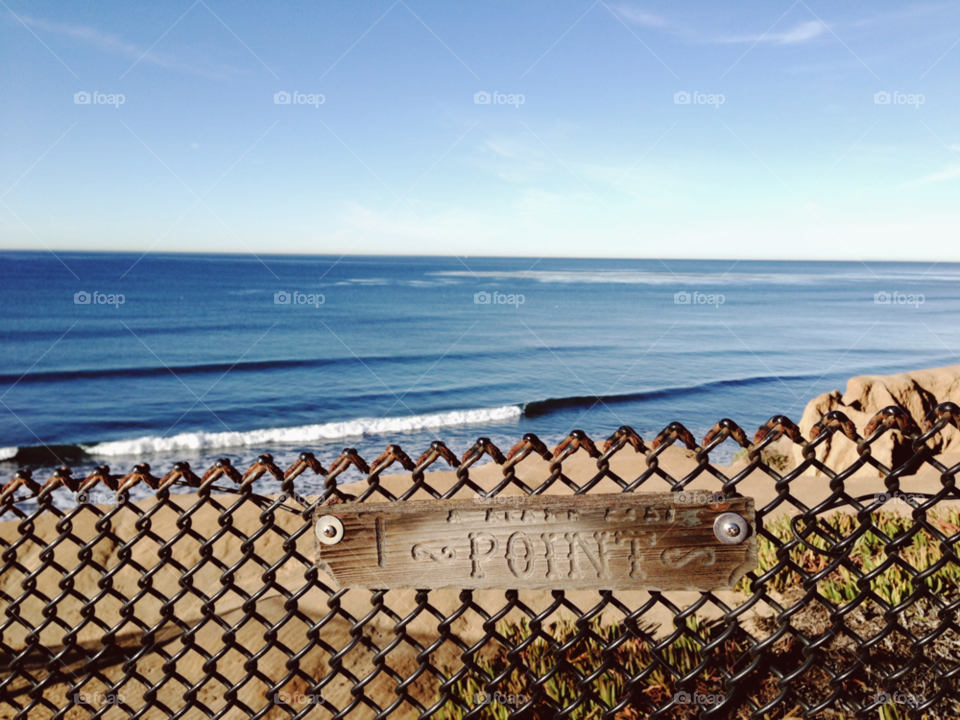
<box><xmin>1</xmin><ymin>1</ymin><xmax>958</xmax><ymax>260</ymax></box>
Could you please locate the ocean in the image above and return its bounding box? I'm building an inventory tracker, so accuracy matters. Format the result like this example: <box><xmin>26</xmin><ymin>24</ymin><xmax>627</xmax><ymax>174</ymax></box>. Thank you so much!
<box><xmin>0</xmin><ymin>252</ymin><xmax>956</xmax><ymax>504</ymax></box>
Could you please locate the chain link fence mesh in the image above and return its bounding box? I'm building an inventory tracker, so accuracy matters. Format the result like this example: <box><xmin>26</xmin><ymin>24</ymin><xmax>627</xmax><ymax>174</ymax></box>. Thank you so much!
<box><xmin>1</xmin><ymin>401</ymin><xmax>959</xmax><ymax>719</ymax></box>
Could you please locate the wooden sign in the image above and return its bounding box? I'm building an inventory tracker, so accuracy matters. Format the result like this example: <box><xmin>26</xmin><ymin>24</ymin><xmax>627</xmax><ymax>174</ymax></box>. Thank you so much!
<box><xmin>315</xmin><ymin>493</ymin><xmax>756</xmax><ymax>591</ymax></box>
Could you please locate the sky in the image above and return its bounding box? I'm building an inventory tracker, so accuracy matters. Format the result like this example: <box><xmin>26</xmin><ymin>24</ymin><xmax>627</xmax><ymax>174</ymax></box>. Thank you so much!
<box><xmin>1</xmin><ymin>1</ymin><xmax>958</xmax><ymax>261</ymax></box>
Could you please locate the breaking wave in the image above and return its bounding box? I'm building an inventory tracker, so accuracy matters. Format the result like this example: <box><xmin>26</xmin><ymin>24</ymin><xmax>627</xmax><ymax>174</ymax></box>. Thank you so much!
<box><xmin>84</xmin><ymin>405</ymin><xmax>523</xmax><ymax>458</ymax></box>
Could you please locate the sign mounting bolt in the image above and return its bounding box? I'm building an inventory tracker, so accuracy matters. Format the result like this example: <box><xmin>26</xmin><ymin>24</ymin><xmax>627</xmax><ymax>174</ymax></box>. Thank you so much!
<box><xmin>714</xmin><ymin>512</ymin><xmax>749</xmax><ymax>545</ymax></box>
<box><xmin>316</xmin><ymin>516</ymin><xmax>344</xmax><ymax>545</ymax></box>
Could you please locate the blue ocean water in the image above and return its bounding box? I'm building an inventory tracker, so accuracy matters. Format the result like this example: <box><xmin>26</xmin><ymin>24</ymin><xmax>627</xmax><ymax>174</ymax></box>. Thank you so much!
<box><xmin>0</xmin><ymin>252</ymin><xmax>957</xmax><ymax>500</ymax></box>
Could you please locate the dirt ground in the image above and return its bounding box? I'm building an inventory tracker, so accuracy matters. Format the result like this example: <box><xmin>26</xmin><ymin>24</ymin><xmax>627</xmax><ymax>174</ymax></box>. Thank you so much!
<box><xmin>2</xmin><ymin>443</ymin><xmax>957</xmax><ymax>718</ymax></box>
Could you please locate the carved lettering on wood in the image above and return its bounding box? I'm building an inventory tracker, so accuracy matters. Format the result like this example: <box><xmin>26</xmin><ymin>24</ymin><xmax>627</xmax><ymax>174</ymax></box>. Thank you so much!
<box><xmin>316</xmin><ymin>493</ymin><xmax>756</xmax><ymax>591</ymax></box>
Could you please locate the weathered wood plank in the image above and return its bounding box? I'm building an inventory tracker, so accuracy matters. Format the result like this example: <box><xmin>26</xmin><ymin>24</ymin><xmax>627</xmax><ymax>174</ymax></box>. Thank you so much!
<box><xmin>315</xmin><ymin>493</ymin><xmax>756</xmax><ymax>591</ymax></box>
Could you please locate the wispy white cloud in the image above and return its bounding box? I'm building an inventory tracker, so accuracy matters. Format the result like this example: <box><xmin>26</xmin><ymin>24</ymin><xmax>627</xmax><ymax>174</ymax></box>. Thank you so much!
<box><xmin>613</xmin><ymin>5</ymin><xmax>669</xmax><ymax>29</ymax></box>
<box><xmin>20</xmin><ymin>15</ymin><xmax>246</xmax><ymax>79</ymax></box>
<box><xmin>849</xmin><ymin>2</ymin><xmax>955</xmax><ymax>28</ymax></box>
<box><xmin>612</xmin><ymin>9</ymin><xmax>829</xmax><ymax>47</ymax></box>
<box><xmin>718</xmin><ymin>20</ymin><xmax>827</xmax><ymax>45</ymax></box>
<box><xmin>905</xmin><ymin>165</ymin><xmax>960</xmax><ymax>186</ymax></box>
<box><xmin>473</xmin><ymin>136</ymin><xmax>553</xmax><ymax>184</ymax></box>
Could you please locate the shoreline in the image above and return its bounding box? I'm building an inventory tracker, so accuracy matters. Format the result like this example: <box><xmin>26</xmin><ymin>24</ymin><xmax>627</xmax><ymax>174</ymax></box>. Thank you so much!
<box><xmin>3</xmin><ymin>444</ymin><xmax>957</xmax><ymax>716</ymax></box>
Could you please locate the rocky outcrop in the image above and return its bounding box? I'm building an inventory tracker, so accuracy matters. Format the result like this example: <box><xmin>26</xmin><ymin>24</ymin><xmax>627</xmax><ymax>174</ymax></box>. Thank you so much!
<box><xmin>794</xmin><ymin>365</ymin><xmax>960</xmax><ymax>476</ymax></box>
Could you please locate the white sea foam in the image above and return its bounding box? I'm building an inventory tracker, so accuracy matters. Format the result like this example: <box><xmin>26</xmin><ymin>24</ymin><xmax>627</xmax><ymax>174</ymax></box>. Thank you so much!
<box><xmin>431</xmin><ymin>270</ymin><xmax>815</xmax><ymax>285</ymax></box>
<box><xmin>85</xmin><ymin>406</ymin><xmax>523</xmax><ymax>457</ymax></box>
<box><xmin>429</xmin><ymin>269</ymin><xmax>959</xmax><ymax>285</ymax></box>
<box><xmin>0</xmin><ymin>447</ymin><xmax>18</xmax><ymax>461</ymax></box>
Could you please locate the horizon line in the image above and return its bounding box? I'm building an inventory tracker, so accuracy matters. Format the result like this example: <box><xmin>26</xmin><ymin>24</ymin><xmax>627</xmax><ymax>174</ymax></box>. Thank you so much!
<box><xmin>0</xmin><ymin>249</ymin><xmax>954</xmax><ymax>266</ymax></box>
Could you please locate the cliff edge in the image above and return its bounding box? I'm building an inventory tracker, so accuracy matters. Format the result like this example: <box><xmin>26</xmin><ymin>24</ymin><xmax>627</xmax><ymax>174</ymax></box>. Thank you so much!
<box><xmin>796</xmin><ymin>364</ymin><xmax>960</xmax><ymax>476</ymax></box>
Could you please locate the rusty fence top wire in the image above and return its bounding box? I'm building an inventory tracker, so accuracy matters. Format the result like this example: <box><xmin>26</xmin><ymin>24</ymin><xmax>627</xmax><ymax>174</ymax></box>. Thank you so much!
<box><xmin>1</xmin><ymin>401</ymin><xmax>959</xmax><ymax>719</ymax></box>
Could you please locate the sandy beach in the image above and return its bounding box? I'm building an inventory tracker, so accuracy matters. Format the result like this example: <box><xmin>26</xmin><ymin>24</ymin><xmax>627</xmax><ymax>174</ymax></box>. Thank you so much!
<box><xmin>5</xmin><ymin>3</ymin><xmax>960</xmax><ymax>714</ymax></box>
<box><xmin>3</xmin><ymin>435</ymin><xmax>958</xmax><ymax>719</ymax></box>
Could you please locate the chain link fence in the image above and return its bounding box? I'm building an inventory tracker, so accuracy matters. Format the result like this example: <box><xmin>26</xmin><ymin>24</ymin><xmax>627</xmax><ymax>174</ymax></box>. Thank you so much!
<box><xmin>1</xmin><ymin>401</ymin><xmax>959</xmax><ymax>719</ymax></box>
